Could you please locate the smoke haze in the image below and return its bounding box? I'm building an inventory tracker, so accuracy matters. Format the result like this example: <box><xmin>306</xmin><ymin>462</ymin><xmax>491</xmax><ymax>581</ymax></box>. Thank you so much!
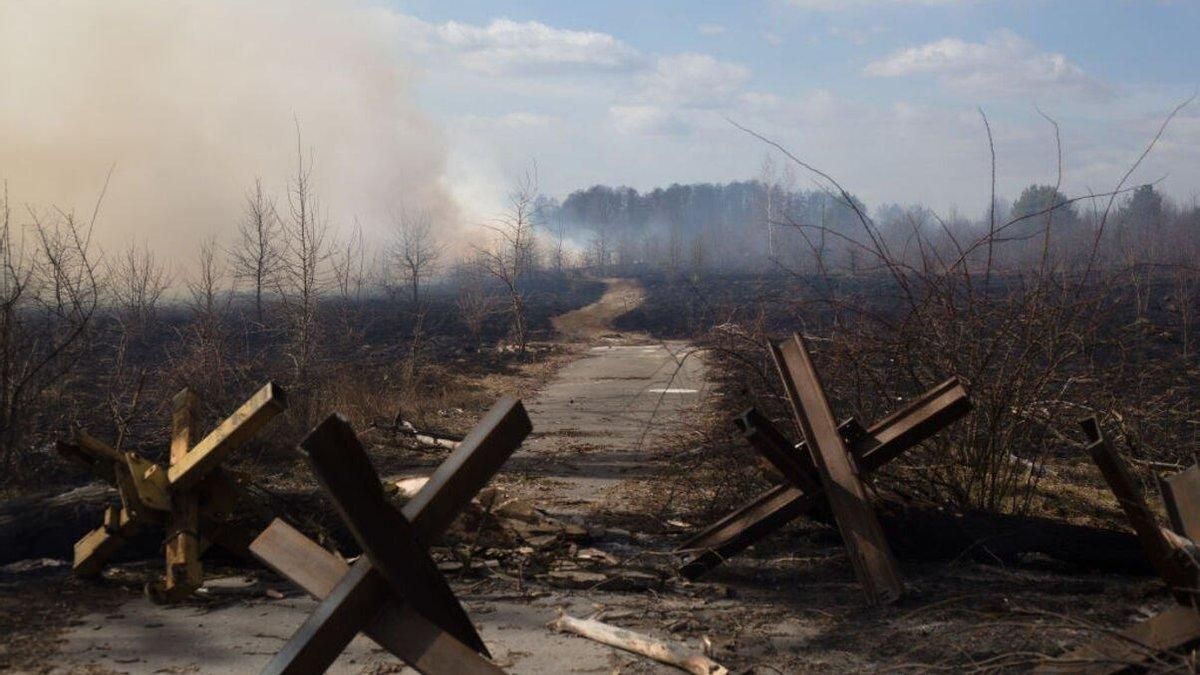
<box><xmin>0</xmin><ymin>0</ymin><xmax>455</xmax><ymax>263</ymax></box>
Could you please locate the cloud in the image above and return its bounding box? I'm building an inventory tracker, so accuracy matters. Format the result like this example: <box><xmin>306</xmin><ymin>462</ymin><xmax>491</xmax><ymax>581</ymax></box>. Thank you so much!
<box><xmin>864</xmin><ymin>30</ymin><xmax>1111</xmax><ymax>100</ymax></box>
<box><xmin>456</xmin><ymin>112</ymin><xmax>558</xmax><ymax>130</ymax></box>
<box><xmin>698</xmin><ymin>23</ymin><xmax>727</xmax><ymax>36</ymax></box>
<box><xmin>608</xmin><ymin>105</ymin><xmax>690</xmax><ymax>136</ymax></box>
<box><xmin>828</xmin><ymin>24</ymin><xmax>888</xmax><ymax>45</ymax></box>
<box><xmin>739</xmin><ymin>91</ymin><xmax>784</xmax><ymax>110</ymax></box>
<box><xmin>636</xmin><ymin>53</ymin><xmax>751</xmax><ymax>108</ymax></box>
<box><xmin>788</xmin><ymin>0</ymin><xmax>965</xmax><ymax>10</ymax></box>
<box><xmin>435</xmin><ymin>18</ymin><xmax>641</xmax><ymax>75</ymax></box>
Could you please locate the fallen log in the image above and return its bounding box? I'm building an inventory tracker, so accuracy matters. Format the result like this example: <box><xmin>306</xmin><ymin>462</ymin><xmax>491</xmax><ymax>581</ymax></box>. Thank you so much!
<box><xmin>0</xmin><ymin>480</ymin><xmax>275</xmax><ymax>566</ymax></box>
<box><xmin>549</xmin><ymin>612</ymin><xmax>728</xmax><ymax>675</ymax></box>
<box><xmin>0</xmin><ymin>483</ymin><xmax>163</xmax><ymax>565</ymax></box>
<box><xmin>877</xmin><ymin>499</ymin><xmax>1153</xmax><ymax>575</ymax></box>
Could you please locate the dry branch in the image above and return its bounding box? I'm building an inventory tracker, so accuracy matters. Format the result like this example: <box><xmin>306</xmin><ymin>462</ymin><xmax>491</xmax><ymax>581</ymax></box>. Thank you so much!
<box><xmin>549</xmin><ymin>612</ymin><xmax>728</xmax><ymax>675</ymax></box>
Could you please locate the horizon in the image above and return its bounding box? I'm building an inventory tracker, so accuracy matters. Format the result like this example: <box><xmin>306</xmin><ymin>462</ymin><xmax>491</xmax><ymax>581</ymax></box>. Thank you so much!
<box><xmin>1</xmin><ymin>0</ymin><xmax>1196</xmax><ymax>260</ymax></box>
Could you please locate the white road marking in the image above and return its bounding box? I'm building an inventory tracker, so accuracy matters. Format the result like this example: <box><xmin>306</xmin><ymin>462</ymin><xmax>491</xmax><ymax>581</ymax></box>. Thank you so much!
<box><xmin>648</xmin><ymin>388</ymin><xmax>698</xmax><ymax>394</ymax></box>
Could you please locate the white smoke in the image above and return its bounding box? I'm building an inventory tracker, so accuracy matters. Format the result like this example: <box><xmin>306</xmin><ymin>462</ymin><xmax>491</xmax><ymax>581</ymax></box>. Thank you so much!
<box><xmin>0</xmin><ymin>0</ymin><xmax>456</xmax><ymax>264</ymax></box>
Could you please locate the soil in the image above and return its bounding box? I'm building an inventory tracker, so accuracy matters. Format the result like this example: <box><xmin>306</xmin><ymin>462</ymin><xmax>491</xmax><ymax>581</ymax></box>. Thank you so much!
<box><xmin>0</xmin><ymin>277</ymin><xmax>1181</xmax><ymax>674</ymax></box>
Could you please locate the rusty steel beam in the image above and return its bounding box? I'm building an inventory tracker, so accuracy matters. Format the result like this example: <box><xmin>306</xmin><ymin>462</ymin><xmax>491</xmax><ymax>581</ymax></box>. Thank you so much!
<box><xmin>737</xmin><ymin>407</ymin><xmax>822</xmax><ymax>494</ymax></box>
<box><xmin>676</xmin><ymin>377</ymin><xmax>969</xmax><ymax>580</ymax></box>
<box><xmin>1036</xmin><ymin>605</ymin><xmax>1200</xmax><ymax>675</ymax></box>
<box><xmin>254</xmin><ymin>397</ymin><xmax>530</xmax><ymax>674</ymax></box>
<box><xmin>1041</xmin><ymin>432</ymin><xmax>1200</xmax><ymax>674</ymax></box>
<box><xmin>1081</xmin><ymin>417</ymin><xmax>1196</xmax><ymax>599</ymax></box>
<box><xmin>1161</xmin><ymin>465</ymin><xmax>1200</xmax><ymax>545</ymax></box>
<box><xmin>301</xmin><ymin>413</ymin><xmax>487</xmax><ymax>655</ymax></box>
<box><xmin>771</xmin><ymin>334</ymin><xmax>904</xmax><ymax>605</ymax></box>
<box><xmin>253</xmin><ymin>520</ymin><xmax>503</xmax><ymax>675</ymax></box>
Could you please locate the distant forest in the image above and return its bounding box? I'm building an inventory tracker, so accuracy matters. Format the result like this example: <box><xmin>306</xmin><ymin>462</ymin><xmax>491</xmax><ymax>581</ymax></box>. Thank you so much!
<box><xmin>537</xmin><ymin>178</ymin><xmax>1198</xmax><ymax>275</ymax></box>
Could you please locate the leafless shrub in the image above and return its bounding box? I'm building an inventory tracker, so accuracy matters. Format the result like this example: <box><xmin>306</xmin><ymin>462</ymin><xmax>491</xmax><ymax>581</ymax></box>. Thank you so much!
<box><xmin>168</xmin><ymin>237</ymin><xmax>234</xmax><ymax>406</ymax></box>
<box><xmin>0</xmin><ymin>182</ymin><xmax>103</xmax><ymax>469</ymax></box>
<box><xmin>707</xmin><ymin>99</ymin><xmax>1195</xmax><ymax>513</ymax></box>
<box><xmin>455</xmin><ymin>258</ymin><xmax>499</xmax><ymax>348</ymax></box>
<box><xmin>109</xmin><ymin>242</ymin><xmax>170</xmax><ymax>333</ymax></box>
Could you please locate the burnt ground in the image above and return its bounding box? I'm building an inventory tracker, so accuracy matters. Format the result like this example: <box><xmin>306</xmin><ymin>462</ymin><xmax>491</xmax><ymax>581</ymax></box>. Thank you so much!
<box><xmin>0</xmin><ymin>277</ymin><xmax>1185</xmax><ymax>674</ymax></box>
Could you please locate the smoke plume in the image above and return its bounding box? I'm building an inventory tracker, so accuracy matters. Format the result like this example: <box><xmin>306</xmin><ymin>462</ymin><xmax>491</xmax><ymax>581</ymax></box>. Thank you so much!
<box><xmin>0</xmin><ymin>0</ymin><xmax>455</xmax><ymax>264</ymax></box>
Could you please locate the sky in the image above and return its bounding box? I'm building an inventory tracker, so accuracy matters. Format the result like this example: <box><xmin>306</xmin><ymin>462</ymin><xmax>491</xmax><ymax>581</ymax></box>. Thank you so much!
<box><xmin>387</xmin><ymin>0</ymin><xmax>1200</xmax><ymax>217</ymax></box>
<box><xmin>1</xmin><ymin>1</ymin><xmax>1196</xmax><ymax>261</ymax></box>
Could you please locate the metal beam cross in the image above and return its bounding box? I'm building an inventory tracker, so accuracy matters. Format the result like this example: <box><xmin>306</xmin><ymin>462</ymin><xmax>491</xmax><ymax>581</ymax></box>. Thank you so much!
<box><xmin>676</xmin><ymin>375</ymin><xmax>969</xmax><ymax>582</ymax></box>
<box><xmin>1037</xmin><ymin>419</ymin><xmax>1200</xmax><ymax>674</ymax></box>
<box><xmin>251</xmin><ymin>397</ymin><xmax>532</xmax><ymax>675</ymax></box>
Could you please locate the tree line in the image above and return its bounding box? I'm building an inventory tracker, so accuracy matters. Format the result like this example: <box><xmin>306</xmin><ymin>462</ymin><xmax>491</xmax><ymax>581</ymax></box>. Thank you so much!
<box><xmin>537</xmin><ymin>171</ymin><xmax>1198</xmax><ymax>279</ymax></box>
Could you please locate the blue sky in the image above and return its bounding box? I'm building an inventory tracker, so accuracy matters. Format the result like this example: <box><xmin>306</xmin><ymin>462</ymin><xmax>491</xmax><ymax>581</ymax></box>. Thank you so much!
<box><xmin>385</xmin><ymin>0</ymin><xmax>1199</xmax><ymax>216</ymax></box>
<box><xmin>2</xmin><ymin>0</ymin><xmax>1195</xmax><ymax>256</ymax></box>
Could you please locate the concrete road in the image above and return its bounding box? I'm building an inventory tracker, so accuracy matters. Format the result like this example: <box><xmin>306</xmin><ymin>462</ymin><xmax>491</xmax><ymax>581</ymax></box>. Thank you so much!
<box><xmin>55</xmin><ymin>278</ymin><xmax>710</xmax><ymax>674</ymax></box>
<box><xmin>512</xmin><ymin>340</ymin><xmax>707</xmax><ymax>514</ymax></box>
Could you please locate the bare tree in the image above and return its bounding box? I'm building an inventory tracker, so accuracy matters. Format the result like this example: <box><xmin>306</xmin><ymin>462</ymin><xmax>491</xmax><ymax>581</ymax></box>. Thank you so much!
<box><xmin>392</xmin><ymin>207</ymin><xmax>442</xmax><ymax>306</ymax></box>
<box><xmin>551</xmin><ymin>210</ymin><xmax>568</xmax><ymax>273</ymax></box>
<box><xmin>478</xmin><ymin>164</ymin><xmax>539</xmax><ymax>353</ymax></box>
<box><xmin>168</xmin><ymin>236</ymin><xmax>234</xmax><ymax>404</ymax></box>
<box><xmin>667</xmin><ymin>220</ymin><xmax>683</xmax><ymax>277</ymax></box>
<box><xmin>328</xmin><ymin>219</ymin><xmax>373</xmax><ymax>361</ymax></box>
<box><xmin>759</xmin><ymin>154</ymin><xmax>778</xmax><ymax>259</ymax></box>
<box><xmin>1174</xmin><ymin>263</ymin><xmax>1196</xmax><ymax>357</ymax></box>
<box><xmin>759</xmin><ymin>153</ymin><xmax>796</xmax><ymax>262</ymax></box>
<box><xmin>277</xmin><ymin>124</ymin><xmax>330</xmax><ymax>384</ymax></box>
<box><xmin>589</xmin><ymin>226</ymin><xmax>611</xmax><ymax>272</ymax></box>
<box><xmin>331</xmin><ymin>219</ymin><xmax>367</xmax><ymax>304</ymax></box>
<box><xmin>104</xmin><ymin>242</ymin><xmax>170</xmax><ymax>450</ymax></box>
<box><xmin>229</xmin><ymin>178</ymin><xmax>281</xmax><ymax>323</ymax></box>
<box><xmin>188</xmin><ymin>236</ymin><xmax>230</xmax><ymax>333</ymax></box>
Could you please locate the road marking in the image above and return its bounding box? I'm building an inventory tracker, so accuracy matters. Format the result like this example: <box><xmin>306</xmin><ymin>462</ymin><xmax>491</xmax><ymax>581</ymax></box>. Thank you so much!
<box><xmin>649</xmin><ymin>388</ymin><xmax>698</xmax><ymax>394</ymax></box>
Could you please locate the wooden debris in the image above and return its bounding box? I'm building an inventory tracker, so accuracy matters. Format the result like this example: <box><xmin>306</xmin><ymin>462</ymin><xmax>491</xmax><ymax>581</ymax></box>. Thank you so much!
<box><xmin>57</xmin><ymin>382</ymin><xmax>285</xmax><ymax>601</ymax></box>
<box><xmin>393</xmin><ymin>478</ymin><xmax>588</xmax><ymax>551</ymax></box>
<box><xmin>398</xmin><ymin>419</ymin><xmax>462</xmax><ymax>450</ymax></box>
<box><xmin>549</xmin><ymin>612</ymin><xmax>728</xmax><ymax>675</ymax></box>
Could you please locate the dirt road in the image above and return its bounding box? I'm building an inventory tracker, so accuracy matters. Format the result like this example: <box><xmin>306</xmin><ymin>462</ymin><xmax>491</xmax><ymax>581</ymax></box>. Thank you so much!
<box><xmin>52</xmin><ymin>278</ymin><xmax>711</xmax><ymax>674</ymax></box>
<box><xmin>519</xmin><ymin>278</ymin><xmax>707</xmax><ymax>512</ymax></box>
